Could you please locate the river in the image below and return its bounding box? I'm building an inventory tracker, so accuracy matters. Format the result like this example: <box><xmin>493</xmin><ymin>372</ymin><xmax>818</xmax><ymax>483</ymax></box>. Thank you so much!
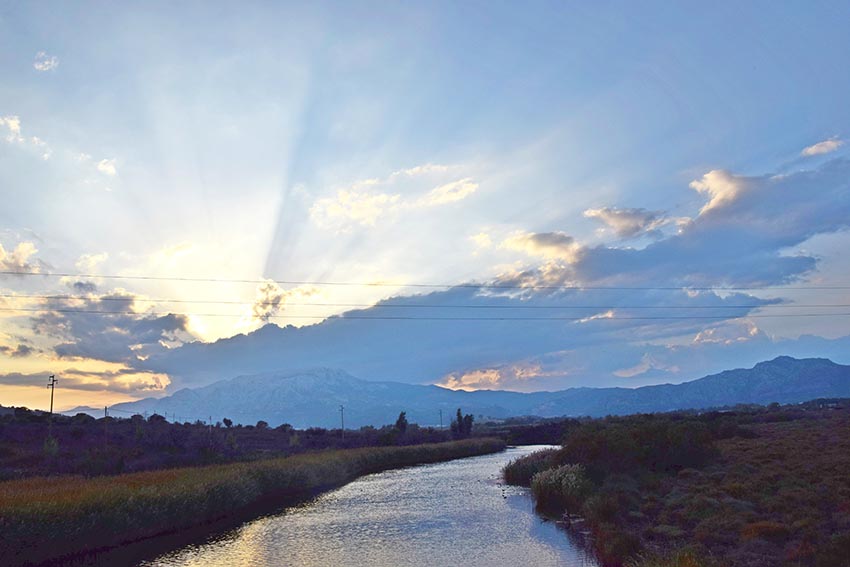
<box><xmin>141</xmin><ymin>445</ymin><xmax>598</xmax><ymax>567</ymax></box>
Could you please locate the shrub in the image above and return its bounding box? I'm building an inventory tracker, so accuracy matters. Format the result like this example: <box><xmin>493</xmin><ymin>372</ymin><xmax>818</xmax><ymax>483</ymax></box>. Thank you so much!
<box><xmin>531</xmin><ymin>463</ymin><xmax>592</xmax><ymax>513</ymax></box>
<box><xmin>740</xmin><ymin>520</ymin><xmax>790</xmax><ymax>543</ymax></box>
<box><xmin>627</xmin><ymin>548</ymin><xmax>710</xmax><ymax>567</ymax></box>
<box><xmin>502</xmin><ymin>448</ymin><xmax>558</xmax><ymax>486</ymax></box>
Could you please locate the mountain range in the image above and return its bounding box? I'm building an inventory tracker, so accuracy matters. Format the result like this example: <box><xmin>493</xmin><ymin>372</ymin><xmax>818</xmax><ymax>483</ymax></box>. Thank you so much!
<box><xmin>66</xmin><ymin>356</ymin><xmax>850</xmax><ymax>428</ymax></box>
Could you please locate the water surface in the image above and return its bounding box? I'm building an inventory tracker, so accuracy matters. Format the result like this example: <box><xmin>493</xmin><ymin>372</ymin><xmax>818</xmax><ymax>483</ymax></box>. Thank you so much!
<box><xmin>143</xmin><ymin>445</ymin><xmax>597</xmax><ymax>567</ymax></box>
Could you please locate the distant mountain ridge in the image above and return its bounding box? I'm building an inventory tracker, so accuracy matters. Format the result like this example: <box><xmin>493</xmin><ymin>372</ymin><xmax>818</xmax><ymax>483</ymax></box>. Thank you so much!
<box><xmin>65</xmin><ymin>356</ymin><xmax>850</xmax><ymax>427</ymax></box>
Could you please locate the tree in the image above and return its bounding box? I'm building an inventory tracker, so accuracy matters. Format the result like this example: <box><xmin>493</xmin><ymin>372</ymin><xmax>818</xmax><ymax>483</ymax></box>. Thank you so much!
<box><xmin>256</xmin><ymin>420</ymin><xmax>269</xmax><ymax>430</ymax></box>
<box><xmin>223</xmin><ymin>418</ymin><xmax>233</xmax><ymax>428</ymax></box>
<box><xmin>395</xmin><ymin>411</ymin><xmax>408</xmax><ymax>434</ymax></box>
<box><xmin>451</xmin><ymin>408</ymin><xmax>474</xmax><ymax>439</ymax></box>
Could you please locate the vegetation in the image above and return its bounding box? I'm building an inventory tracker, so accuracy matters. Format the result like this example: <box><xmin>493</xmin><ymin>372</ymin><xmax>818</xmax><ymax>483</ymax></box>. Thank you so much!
<box><xmin>450</xmin><ymin>408</ymin><xmax>474</xmax><ymax>439</ymax></box>
<box><xmin>0</xmin><ymin>407</ymin><xmax>464</xmax><ymax>480</ymax></box>
<box><xmin>503</xmin><ymin>399</ymin><xmax>850</xmax><ymax>567</ymax></box>
<box><xmin>0</xmin><ymin>437</ymin><xmax>505</xmax><ymax>566</ymax></box>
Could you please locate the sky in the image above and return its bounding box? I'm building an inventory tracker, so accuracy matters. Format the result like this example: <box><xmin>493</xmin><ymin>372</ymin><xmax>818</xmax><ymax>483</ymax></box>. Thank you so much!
<box><xmin>2</xmin><ymin>1</ymin><xmax>850</xmax><ymax>411</ymax></box>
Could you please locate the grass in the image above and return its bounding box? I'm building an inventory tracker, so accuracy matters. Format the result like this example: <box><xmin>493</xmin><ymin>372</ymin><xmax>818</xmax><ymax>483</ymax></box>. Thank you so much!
<box><xmin>0</xmin><ymin>437</ymin><xmax>505</xmax><ymax>566</ymax></box>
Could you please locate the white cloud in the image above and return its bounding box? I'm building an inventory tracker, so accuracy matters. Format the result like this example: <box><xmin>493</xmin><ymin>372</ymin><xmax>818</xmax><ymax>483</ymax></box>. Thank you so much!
<box><xmin>0</xmin><ymin>115</ymin><xmax>52</xmax><ymax>159</ymax></box>
<box><xmin>576</xmin><ymin>310</ymin><xmax>615</xmax><ymax>324</ymax></box>
<box><xmin>416</xmin><ymin>178</ymin><xmax>478</xmax><ymax>206</ymax></box>
<box><xmin>33</xmin><ymin>51</ymin><xmax>59</xmax><ymax>71</ymax></box>
<box><xmin>583</xmin><ymin>207</ymin><xmax>669</xmax><ymax>238</ymax></box>
<box><xmin>801</xmin><ymin>137</ymin><xmax>843</xmax><ymax>157</ymax></box>
<box><xmin>390</xmin><ymin>163</ymin><xmax>451</xmax><ymax>178</ymax></box>
<box><xmin>0</xmin><ymin>115</ymin><xmax>23</xmax><ymax>141</ymax></box>
<box><xmin>614</xmin><ymin>353</ymin><xmax>680</xmax><ymax>378</ymax></box>
<box><xmin>437</xmin><ymin>362</ymin><xmax>556</xmax><ymax>391</ymax></box>
<box><xmin>97</xmin><ymin>158</ymin><xmax>118</xmax><ymax>176</ymax></box>
<box><xmin>310</xmin><ymin>164</ymin><xmax>477</xmax><ymax>230</ymax></box>
<box><xmin>501</xmin><ymin>230</ymin><xmax>580</xmax><ymax>262</ymax></box>
<box><xmin>75</xmin><ymin>252</ymin><xmax>109</xmax><ymax>272</ymax></box>
<box><xmin>310</xmin><ymin>189</ymin><xmax>401</xmax><ymax>229</ymax></box>
<box><xmin>693</xmin><ymin>320</ymin><xmax>762</xmax><ymax>345</ymax></box>
<box><xmin>689</xmin><ymin>169</ymin><xmax>749</xmax><ymax>214</ymax></box>
<box><xmin>470</xmin><ymin>231</ymin><xmax>493</xmax><ymax>249</ymax></box>
<box><xmin>0</xmin><ymin>242</ymin><xmax>40</xmax><ymax>273</ymax></box>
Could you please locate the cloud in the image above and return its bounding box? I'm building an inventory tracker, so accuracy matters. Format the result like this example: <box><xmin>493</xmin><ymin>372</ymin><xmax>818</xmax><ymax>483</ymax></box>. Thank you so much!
<box><xmin>66</xmin><ymin>280</ymin><xmax>99</xmax><ymax>294</ymax></box>
<box><xmin>0</xmin><ymin>115</ymin><xmax>52</xmax><ymax>159</ymax></box>
<box><xmin>96</xmin><ymin>159</ymin><xmax>118</xmax><ymax>176</ymax></box>
<box><xmin>437</xmin><ymin>362</ymin><xmax>560</xmax><ymax>391</ymax></box>
<box><xmin>250</xmin><ymin>281</ymin><xmax>319</xmax><ymax>322</ymax></box>
<box><xmin>689</xmin><ymin>169</ymin><xmax>749</xmax><ymax>214</ymax></box>
<box><xmin>501</xmin><ymin>231</ymin><xmax>579</xmax><ymax>261</ymax></box>
<box><xmin>415</xmin><ymin>178</ymin><xmax>478</xmax><ymax>206</ymax></box>
<box><xmin>0</xmin><ymin>115</ymin><xmax>22</xmax><ymax>140</ymax></box>
<box><xmin>693</xmin><ymin>320</ymin><xmax>763</xmax><ymax>345</ymax></box>
<box><xmin>614</xmin><ymin>353</ymin><xmax>680</xmax><ymax>378</ymax></box>
<box><xmin>583</xmin><ymin>207</ymin><xmax>670</xmax><ymax>238</ymax></box>
<box><xmin>0</xmin><ymin>343</ymin><xmax>36</xmax><ymax>358</ymax></box>
<box><xmin>33</xmin><ymin>51</ymin><xmax>59</xmax><ymax>71</ymax></box>
<box><xmin>504</xmin><ymin>159</ymin><xmax>850</xmax><ymax>289</ymax></box>
<box><xmin>0</xmin><ymin>368</ymin><xmax>170</xmax><ymax>394</ymax></box>
<box><xmin>75</xmin><ymin>252</ymin><xmax>109</xmax><ymax>272</ymax></box>
<box><xmin>390</xmin><ymin>164</ymin><xmax>451</xmax><ymax>178</ymax></box>
<box><xmin>0</xmin><ymin>241</ymin><xmax>41</xmax><ymax>274</ymax></box>
<box><xmin>29</xmin><ymin>292</ymin><xmax>194</xmax><ymax>364</ymax></box>
<box><xmin>309</xmin><ymin>164</ymin><xmax>477</xmax><ymax>230</ymax></box>
<box><xmin>310</xmin><ymin>189</ymin><xmax>401</xmax><ymax>228</ymax></box>
<box><xmin>801</xmin><ymin>137</ymin><xmax>843</xmax><ymax>157</ymax></box>
<box><xmin>470</xmin><ymin>232</ymin><xmax>493</xmax><ymax>249</ymax></box>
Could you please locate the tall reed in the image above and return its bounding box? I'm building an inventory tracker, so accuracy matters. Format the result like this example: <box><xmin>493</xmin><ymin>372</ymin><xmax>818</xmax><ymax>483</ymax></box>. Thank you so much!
<box><xmin>0</xmin><ymin>438</ymin><xmax>504</xmax><ymax>565</ymax></box>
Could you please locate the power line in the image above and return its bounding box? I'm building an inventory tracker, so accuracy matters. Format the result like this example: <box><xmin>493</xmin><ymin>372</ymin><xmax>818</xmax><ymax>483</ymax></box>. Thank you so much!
<box><xmin>2</xmin><ymin>292</ymin><xmax>850</xmax><ymax>310</ymax></box>
<box><xmin>4</xmin><ymin>269</ymin><xmax>850</xmax><ymax>291</ymax></box>
<box><xmin>2</xmin><ymin>306</ymin><xmax>850</xmax><ymax>320</ymax></box>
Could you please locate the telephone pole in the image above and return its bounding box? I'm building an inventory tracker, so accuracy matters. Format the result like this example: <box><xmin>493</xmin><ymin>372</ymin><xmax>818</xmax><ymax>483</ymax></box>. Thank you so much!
<box><xmin>439</xmin><ymin>409</ymin><xmax>443</xmax><ymax>429</ymax></box>
<box><xmin>339</xmin><ymin>405</ymin><xmax>345</xmax><ymax>440</ymax></box>
<box><xmin>47</xmin><ymin>374</ymin><xmax>57</xmax><ymax>436</ymax></box>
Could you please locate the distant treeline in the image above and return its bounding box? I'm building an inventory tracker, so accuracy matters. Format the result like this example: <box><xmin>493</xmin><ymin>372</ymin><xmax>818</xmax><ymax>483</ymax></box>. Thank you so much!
<box><xmin>503</xmin><ymin>398</ymin><xmax>850</xmax><ymax>567</ymax></box>
<box><xmin>0</xmin><ymin>406</ymin><xmax>480</xmax><ymax>480</ymax></box>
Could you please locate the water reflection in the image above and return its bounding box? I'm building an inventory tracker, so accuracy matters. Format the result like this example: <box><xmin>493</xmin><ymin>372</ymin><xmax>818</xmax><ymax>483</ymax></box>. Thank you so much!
<box><xmin>143</xmin><ymin>446</ymin><xmax>597</xmax><ymax>567</ymax></box>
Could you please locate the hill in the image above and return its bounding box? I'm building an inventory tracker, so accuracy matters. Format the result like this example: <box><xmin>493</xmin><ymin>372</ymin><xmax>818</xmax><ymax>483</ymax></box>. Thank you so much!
<box><xmin>66</xmin><ymin>357</ymin><xmax>850</xmax><ymax>428</ymax></box>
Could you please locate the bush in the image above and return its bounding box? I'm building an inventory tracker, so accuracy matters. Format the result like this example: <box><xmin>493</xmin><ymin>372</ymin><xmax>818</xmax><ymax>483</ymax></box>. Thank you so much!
<box><xmin>502</xmin><ymin>448</ymin><xmax>557</xmax><ymax>486</ymax></box>
<box><xmin>531</xmin><ymin>463</ymin><xmax>592</xmax><ymax>514</ymax></box>
<box><xmin>740</xmin><ymin>520</ymin><xmax>790</xmax><ymax>543</ymax></box>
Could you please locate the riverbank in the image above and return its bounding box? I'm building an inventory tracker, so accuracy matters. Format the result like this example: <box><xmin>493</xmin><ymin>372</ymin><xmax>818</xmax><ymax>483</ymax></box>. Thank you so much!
<box><xmin>503</xmin><ymin>401</ymin><xmax>850</xmax><ymax>567</ymax></box>
<box><xmin>0</xmin><ymin>437</ymin><xmax>505</xmax><ymax>566</ymax></box>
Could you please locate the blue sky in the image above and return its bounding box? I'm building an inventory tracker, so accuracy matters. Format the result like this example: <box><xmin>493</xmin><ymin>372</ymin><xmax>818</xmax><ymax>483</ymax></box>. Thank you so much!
<box><xmin>2</xmin><ymin>2</ymin><xmax>850</xmax><ymax>409</ymax></box>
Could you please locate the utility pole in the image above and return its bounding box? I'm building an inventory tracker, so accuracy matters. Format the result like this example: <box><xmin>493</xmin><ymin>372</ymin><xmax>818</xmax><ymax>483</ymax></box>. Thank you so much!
<box><xmin>339</xmin><ymin>405</ymin><xmax>345</xmax><ymax>440</ymax></box>
<box><xmin>104</xmin><ymin>406</ymin><xmax>109</xmax><ymax>449</ymax></box>
<box><xmin>439</xmin><ymin>409</ymin><xmax>443</xmax><ymax>429</ymax></box>
<box><xmin>47</xmin><ymin>374</ymin><xmax>57</xmax><ymax>437</ymax></box>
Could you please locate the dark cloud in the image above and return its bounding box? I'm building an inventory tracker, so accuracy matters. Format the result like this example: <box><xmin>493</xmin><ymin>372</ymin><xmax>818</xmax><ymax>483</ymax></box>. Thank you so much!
<box><xmin>0</xmin><ymin>343</ymin><xmax>36</xmax><ymax>357</ymax></box>
<box><xmin>30</xmin><ymin>293</ymin><xmax>191</xmax><ymax>363</ymax></box>
<box><xmin>251</xmin><ymin>281</ymin><xmax>317</xmax><ymax>322</ymax></box>
<box><xmin>67</xmin><ymin>280</ymin><xmax>98</xmax><ymax>294</ymax></box>
<box><xmin>136</xmin><ymin>284</ymin><xmax>778</xmax><ymax>390</ymax></box>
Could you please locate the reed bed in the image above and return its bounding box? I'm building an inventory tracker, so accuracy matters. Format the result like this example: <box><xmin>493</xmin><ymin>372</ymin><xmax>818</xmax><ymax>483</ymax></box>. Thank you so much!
<box><xmin>0</xmin><ymin>438</ymin><xmax>505</xmax><ymax>565</ymax></box>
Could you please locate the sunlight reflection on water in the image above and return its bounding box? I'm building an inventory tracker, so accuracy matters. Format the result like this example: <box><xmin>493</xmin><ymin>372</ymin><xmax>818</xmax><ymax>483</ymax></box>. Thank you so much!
<box><xmin>142</xmin><ymin>446</ymin><xmax>598</xmax><ymax>567</ymax></box>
